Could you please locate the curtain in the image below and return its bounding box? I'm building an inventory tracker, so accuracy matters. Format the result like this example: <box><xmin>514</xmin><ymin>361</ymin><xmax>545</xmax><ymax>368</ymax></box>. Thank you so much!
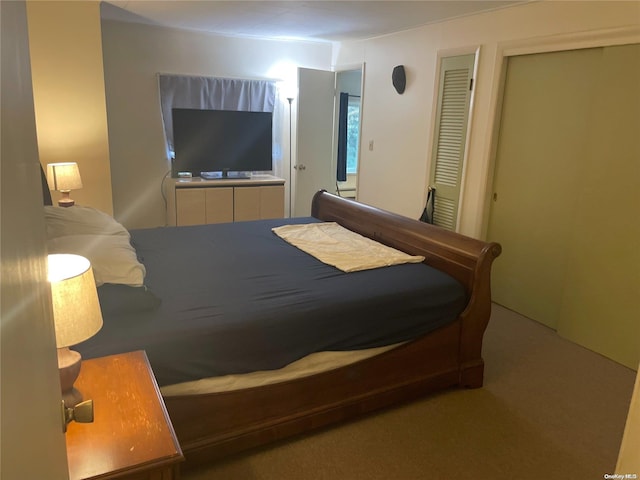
<box><xmin>336</xmin><ymin>92</ymin><xmax>349</xmax><ymax>182</ymax></box>
<box><xmin>158</xmin><ymin>75</ymin><xmax>277</xmax><ymax>161</ymax></box>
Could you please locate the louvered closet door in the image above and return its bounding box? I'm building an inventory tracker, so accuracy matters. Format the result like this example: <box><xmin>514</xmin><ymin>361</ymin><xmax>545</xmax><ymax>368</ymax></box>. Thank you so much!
<box><xmin>428</xmin><ymin>54</ymin><xmax>475</xmax><ymax>230</ymax></box>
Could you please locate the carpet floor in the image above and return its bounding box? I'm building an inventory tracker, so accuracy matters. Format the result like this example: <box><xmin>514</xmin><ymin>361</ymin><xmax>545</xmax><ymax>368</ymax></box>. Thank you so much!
<box><xmin>183</xmin><ymin>303</ymin><xmax>636</xmax><ymax>480</ymax></box>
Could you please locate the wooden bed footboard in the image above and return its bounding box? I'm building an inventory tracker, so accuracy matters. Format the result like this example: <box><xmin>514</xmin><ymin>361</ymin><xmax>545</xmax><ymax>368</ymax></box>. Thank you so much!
<box><xmin>164</xmin><ymin>191</ymin><xmax>501</xmax><ymax>468</ymax></box>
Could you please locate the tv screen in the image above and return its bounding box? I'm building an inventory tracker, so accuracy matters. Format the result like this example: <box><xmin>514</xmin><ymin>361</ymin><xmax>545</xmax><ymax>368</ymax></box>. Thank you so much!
<box><xmin>172</xmin><ymin>108</ymin><xmax>273</xmax><ymax>178</ymax></box>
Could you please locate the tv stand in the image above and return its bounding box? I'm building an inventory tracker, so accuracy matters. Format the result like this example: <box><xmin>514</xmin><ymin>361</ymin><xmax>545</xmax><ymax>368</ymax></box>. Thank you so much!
<box><xmin>166</xmin><ymin>175</ymin><xmax>285</xmax><ymax>226</ymax></box>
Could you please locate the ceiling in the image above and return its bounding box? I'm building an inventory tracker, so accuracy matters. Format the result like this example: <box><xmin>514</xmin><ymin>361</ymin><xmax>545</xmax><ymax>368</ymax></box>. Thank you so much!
<box><xmin>101</xmin><ymin>1</ymin><xmax>526</xmax><ymax>43</ymax></box>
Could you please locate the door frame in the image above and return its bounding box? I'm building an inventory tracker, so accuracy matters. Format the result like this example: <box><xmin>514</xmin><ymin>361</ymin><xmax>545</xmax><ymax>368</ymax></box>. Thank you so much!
<box><xmin>333</xmin><ymin>62</ymin><xmax>365</xmax><ymax>200</ymax></box>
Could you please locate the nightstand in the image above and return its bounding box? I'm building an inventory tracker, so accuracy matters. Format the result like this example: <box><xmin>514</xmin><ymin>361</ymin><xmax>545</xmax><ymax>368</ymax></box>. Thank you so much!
<box><xmin>65</xmin><ymin>351</ymin><xmax>184</xmax><ymax>480</ymax></box>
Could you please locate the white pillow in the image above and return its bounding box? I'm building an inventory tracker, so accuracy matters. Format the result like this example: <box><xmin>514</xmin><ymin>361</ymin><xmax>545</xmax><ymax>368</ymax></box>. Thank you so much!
<box><xmin>47</xmin><ymin>234</ymin><xmax>145</xmax><ymax>287</ymax></box>
<box><xmin>44</xmin><ymin>205</ymin><xmax>129</xmax><ymax>239</ymax></box>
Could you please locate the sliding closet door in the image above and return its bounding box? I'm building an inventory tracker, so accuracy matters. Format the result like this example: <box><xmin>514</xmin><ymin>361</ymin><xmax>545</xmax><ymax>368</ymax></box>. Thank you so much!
<box><xmin>488</xmin><ymin>44</ymin><xmax>639</xmax><ymax>368</ymax></box>
<box><xmin>556</xmin><ymin>44</ymin><xmax>640</xmax><ymax>369</ymax></box>
<box><xmin>488</xmin><ymin>49</ymin><xmax>598</xmax><ymax>329</ymax></box>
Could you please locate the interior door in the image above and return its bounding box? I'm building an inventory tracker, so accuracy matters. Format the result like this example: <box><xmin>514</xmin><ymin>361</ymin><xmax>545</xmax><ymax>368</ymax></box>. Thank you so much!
<box><xmin>294</xmin><ymin>67</ymin><xmax>335</xmax><ymax>216</ymax></box>
<box><xmin>2</xmin><ymin>1</ymin><xmax>70</xmax><ymax>477</ymax></box>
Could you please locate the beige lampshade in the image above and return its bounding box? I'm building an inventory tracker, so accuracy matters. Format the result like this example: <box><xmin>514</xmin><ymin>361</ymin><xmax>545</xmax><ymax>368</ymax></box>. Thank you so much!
<box><xmin>48</xmin><ymin>254</ymin><xmax>103</xmax><ymax>348</ymax></box>
<box><xmin>46</xmin><ymin>162</ymin><xmax>83</xmax><ymax>192</ymax></box>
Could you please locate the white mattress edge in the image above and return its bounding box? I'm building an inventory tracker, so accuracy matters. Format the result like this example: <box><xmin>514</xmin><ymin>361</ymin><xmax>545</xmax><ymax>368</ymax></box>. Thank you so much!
<box><xmin>160</xmin><ymin>342</ymin><xmax>404</xmax><ymax>396</ymax></box>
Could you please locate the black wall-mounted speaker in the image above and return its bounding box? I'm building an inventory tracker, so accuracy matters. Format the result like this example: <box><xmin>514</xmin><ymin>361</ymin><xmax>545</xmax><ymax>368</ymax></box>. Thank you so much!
<box><xmin>392</xmin><ymin>65</ymin><xmax>406</xmax><ymax>94</ymax></box>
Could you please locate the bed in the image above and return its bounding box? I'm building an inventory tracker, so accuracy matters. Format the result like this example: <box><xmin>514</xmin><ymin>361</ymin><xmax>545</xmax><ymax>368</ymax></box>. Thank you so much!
<box><xmin>43</xmin><ymin>186</ymin><xmax>501</xmax><ymax>469</ymax></box>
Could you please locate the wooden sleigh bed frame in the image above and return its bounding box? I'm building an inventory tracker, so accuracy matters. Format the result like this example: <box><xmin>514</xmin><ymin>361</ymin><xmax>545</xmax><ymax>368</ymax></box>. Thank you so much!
<box><xmin>163</xmin><ymin>190</ymin><xmax>502</xmax><ymax>468</ymax></box>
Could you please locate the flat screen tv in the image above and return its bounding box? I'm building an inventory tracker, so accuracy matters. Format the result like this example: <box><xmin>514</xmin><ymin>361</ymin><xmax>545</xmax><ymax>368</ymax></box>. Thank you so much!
<box><xmin>172</xmin><ymin>108</ymin><xmax>273</xmax><ymax>178</ymax></box>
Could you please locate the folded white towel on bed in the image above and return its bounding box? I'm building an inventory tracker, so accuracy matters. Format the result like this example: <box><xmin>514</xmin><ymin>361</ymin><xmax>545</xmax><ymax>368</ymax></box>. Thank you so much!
<box><xmin>272</xmin><ymin>222</ymin><xmax>425</xmax><ymax>272</ymax></box>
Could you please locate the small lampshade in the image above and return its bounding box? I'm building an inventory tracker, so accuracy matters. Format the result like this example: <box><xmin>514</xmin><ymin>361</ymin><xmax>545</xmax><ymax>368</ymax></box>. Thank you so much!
<box><xmin>48</xmin><ymin>254</ymin><xmax>102</xmax><ymax>348</ymax></box>
<box><xmin>46</xmin><ymin>162</ymin><xmax>83</xmax><ymax>207</ymax></box>
<box><xmin>46</xmin><ymin>162</ymin><xmax>83</xmax><ymax>192</ymax></box>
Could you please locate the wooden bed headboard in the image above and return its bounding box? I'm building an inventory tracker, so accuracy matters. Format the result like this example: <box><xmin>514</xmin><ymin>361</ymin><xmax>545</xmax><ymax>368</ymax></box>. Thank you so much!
<box><xmin>311</xmin><ymin>190</ymin><xmax>501</xmax><ymax>297</ymax></box>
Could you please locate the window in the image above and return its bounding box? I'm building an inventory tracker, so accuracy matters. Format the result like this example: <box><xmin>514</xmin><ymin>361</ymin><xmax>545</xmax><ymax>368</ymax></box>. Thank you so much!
<box><xmin>337</xmin><ymin>92</ymin><xmax>361</xmax><ymax>181</ymax></box>
<box><xmin>346</xmin><ymin>97</ymin><xmax>360</xmax><ymax>174</ymax></box>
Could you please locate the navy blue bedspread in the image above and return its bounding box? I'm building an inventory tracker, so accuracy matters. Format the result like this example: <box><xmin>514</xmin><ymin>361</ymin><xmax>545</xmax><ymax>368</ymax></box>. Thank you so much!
<box><xmin>77</xmin><ymin>218</ymin><xmax>467</xmax><ymax>387</ymax></box>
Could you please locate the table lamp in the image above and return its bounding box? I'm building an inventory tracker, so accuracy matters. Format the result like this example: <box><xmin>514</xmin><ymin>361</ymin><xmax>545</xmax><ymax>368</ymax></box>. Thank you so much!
<box><xmin>48</xmin><ymin>254</ymin><xmax>103</xmax><ymax>408</ymax></box>
<box><xmin>46</xmin><ymin>162</ymin><xmax>83</xmax><ymax>207</ymax></box>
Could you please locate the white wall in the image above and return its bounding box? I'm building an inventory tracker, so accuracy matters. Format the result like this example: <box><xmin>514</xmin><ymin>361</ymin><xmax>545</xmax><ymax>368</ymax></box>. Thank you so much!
<box><xmin>333</xmin><ymin>1</ymin><xmax>640</xmax><ymax>237</ymax></box>
<box><xmin>101</xmin><ymin>2</ymin><xmax>639</xmax><ymax>233</ymax></box>
<box><xmin>28</xmin><ymin>1</ymin><xmax>113</xmax><ymax>215</ymax></box>
<box><xmin>101</xmin><ymin>20</ymin><xmax>332</xmax><ymax>229</ymax></box>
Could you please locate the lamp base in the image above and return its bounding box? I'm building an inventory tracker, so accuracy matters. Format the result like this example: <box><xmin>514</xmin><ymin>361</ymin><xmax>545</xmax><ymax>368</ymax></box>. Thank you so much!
<box><xmin>58</xmin><ymin>347</ymin><xmax>83</xmax><ymax>408</ymax></box>
<box><xmin>58</xmin><ymin>191</ymin><xmax>75</xmax><ymax>207</ymax></box>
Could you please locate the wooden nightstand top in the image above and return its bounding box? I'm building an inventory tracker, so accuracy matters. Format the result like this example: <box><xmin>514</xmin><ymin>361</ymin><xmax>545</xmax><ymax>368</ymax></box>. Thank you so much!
<box><xmin>65</xmin><ymin>351</ymin><xmax>184</xmax><ymax>480</ymax></box>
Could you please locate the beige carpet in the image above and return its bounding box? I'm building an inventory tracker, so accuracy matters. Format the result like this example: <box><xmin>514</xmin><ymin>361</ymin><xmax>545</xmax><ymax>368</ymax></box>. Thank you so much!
<box><xmin>183</xmin><ymin>304</ymin><xmax>636</xmax><ymax>480</ymax></box>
